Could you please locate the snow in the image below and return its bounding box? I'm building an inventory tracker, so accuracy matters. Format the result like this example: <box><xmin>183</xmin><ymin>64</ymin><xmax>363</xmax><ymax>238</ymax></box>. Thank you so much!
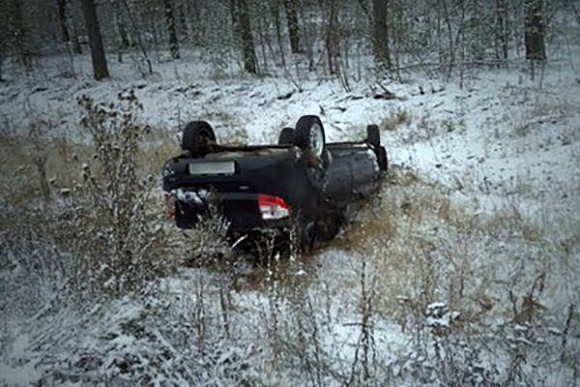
<box><xmin>0</xmin><ymin>363</ymin><xmax>41</xmax><ymax>386</ymax></box>
<box><xmin>2</xmin><ymin>24</ymin><xmax>580</xmax><ymax>387</ymax></box>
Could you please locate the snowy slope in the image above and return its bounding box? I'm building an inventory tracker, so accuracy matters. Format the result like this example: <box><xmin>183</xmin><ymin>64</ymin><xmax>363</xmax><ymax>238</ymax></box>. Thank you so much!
<box><xmin>1</xmin><ymin>41</ymin><xmax>579</xmax><ymax>385</ymax></box>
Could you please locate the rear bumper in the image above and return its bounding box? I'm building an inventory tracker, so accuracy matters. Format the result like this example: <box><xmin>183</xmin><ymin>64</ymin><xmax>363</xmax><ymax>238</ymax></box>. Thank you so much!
<box><xmin>173</xmin><ymin>190</ymin><xmax>292</xmax><ymax>233</ymax></box>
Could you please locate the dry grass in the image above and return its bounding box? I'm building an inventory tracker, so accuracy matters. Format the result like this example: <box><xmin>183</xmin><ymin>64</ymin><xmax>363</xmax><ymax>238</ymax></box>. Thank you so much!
<box><xmin>1</xmin><ymin>103</ymin><xmax>577</xmax><ymax>384</ymax></box>
<box><xmin>330</xmin><ymin>166</ymin><xmax>577</xmax><ymax>335</ymax></box>
<box><xmin>0</xmin><ymin>127</ymin><xmax>178</xmax><ymax>205</ymax></box>
<box><xmin>0</xmin><ymin>98</ymin><xmax>190</xmax><ymax>301</ymax></box>
<box><xmin>380</xmin><ymin>107</ymin><xmax>412</xmax><ymax>132</ymax></box>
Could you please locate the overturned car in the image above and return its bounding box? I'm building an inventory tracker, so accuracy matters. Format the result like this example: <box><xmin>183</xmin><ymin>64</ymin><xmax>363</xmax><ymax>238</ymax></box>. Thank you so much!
<box><xmin>162</xmin><ymin>115</ymin><xmax>387</xmax><ymax>251</ymax></box>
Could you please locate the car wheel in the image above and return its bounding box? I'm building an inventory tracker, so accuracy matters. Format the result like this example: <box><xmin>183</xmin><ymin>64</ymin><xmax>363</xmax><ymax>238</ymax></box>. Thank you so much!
<box><xmin>367</xmin><ymin>125</ymin><xmax>380</xmax><ymax>149</ymax></box>
<box><xmin>316</xmin><ymin>211</ymin><xmax>344</xmax><ymax>242</ymax></box>
<box><xmin>278</xmin><ymin>127</ymin><xmax>295</xmax><ymax>145</ymax></box>
<box><xmin>181</xmin><ymin>121</ymin><xmax>216</xmax><ymax>157</ymax></box>
<box><xmin>367</xmin><ymin>125</ymin><xmax>387</xmax><ymax>171</ymax></box>
<box><xmin>300</xmin><ymin>219</ymin><xmax>317</xmax><ymax>253</ymax></box>
<box><xmin>295</xmin><ymin>115</ymin><xmax>326</xmax><ymax>165</ymax></box>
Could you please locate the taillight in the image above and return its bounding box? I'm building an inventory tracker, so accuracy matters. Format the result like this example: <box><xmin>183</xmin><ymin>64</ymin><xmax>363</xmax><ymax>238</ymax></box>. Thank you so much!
<box><xmin>258</xmin><ymin>194</ymin><xmax>290</xmax><ymax>220</ymax></box>
<box><xmin>167</xmin><ymin>195</ymin><xmax>176</xmax><ymax>220</ymax></box>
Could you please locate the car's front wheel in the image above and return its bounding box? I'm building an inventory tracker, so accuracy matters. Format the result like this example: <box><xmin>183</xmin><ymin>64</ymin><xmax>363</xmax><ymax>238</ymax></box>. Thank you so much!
<box><xmin>299</xmin><ymin>218</ymin><xmax>317</xmax><ymax>253</ymax></box>
<box><xmin>278</xmin><ymin>127</ymin><xmax>295</xmax><ymax>145</ymax></box>
<box><xmin>367</xmin><ymin>124</ymin><xmax>387</xmax><ymax>171</ymax></box>
<box><xmin>295</xmin><ymin>115</ymin><xmax>326</xmax><ymax>166</ymax></box>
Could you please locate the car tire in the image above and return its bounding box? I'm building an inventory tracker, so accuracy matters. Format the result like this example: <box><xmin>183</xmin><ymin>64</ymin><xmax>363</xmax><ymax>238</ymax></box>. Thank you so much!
<box><xmin>278</xmin><ymin>127</ymin><xmax>295</xmax><ymax>145</ymax></box>
<box><xmin>315</xmin><ymin>211</ymin><xmax>344</xmax><ymax>242</ymax></box>
<box><xmin>367</xmin><ymin>125</ymin><xmax>387</xmax><ymax>171</ymax></box>
<box><xmin>181</xmin><ymin>121</ymin><xmax>216</xmax><ymax>157</ymax></box>
<box><xmin>300</xmin><ymin>219</ymin><xmax>317</xmax><ymax>253</ymax></box>
<box><xmin>295</xmin><ymin>115</ymin><xmax>326</xmax><ymax>165</ymax></box>
<box><xmin>367</xmin><ymin>125</ymin><xmax>380</xmax><ymax>149</ymax></box>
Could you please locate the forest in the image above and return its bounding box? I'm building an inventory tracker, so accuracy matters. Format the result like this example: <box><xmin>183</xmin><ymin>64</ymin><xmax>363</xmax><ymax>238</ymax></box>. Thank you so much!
<box><xmin>0</xmin><ymin>0</ymin><xmax>560</xmax><ymax>82</ymax></box>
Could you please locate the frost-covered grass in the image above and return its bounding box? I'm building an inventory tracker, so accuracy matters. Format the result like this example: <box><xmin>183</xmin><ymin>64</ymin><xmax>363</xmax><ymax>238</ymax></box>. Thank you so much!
<box><xmin>1</xmin><ymin>33</ymin><xmax>580</xmax><ymax>386</ymax></box>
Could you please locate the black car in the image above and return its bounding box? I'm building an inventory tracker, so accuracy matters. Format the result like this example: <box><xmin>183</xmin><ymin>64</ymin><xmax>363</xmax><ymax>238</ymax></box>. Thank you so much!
<box><xmin>162</xmin><ymin>115</ymin><xmax>387</xmax><ymax>250</ymax></box>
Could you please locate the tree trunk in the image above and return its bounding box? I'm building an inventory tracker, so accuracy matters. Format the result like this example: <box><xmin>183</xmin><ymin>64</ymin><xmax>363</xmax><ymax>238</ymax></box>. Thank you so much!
<box><xmin>495</xmin><ymin>0</ymin><xmax>509</xmax><ymax>62</ymax></box>
<box><xmin>116</xmin><ymin>3</ymin><xmax>130</xmax><ymax>50</ymax></box>
<box><xmin>111</xmin><ymin>0</ymin><xmax>129</xmax><ymax>63</ymax></box>
<box><xmin>372</xmin><ymin>0</ymin><xmax>390</xmax><ymax>69</ymax></box>
<box><xmin>572</xmin><ymin>2</ymin><xmax>580</xmax><ymax>26</ymax></box>
<box><xmin>436</xmin><ymin>1</ymin><xmax>443</xmax><ymax>65</ymax></box>
<box><xmin>230</xmin><ymin>0</ymin><xmax>239</xmax><ymax>34</ymax></box>
<box><xmin>11</xmin><ymin>0</ymin><xmax>34</xmax><ymax>69</ymax></box>
<box><xmin>441</xmin><ymin>0</ymin><xmax>455</xmax><ymax>75</ymax></box>
<box><xmin>120</xmin><ymin>0</ymin><xmax>153</xmax><ymax>75</ymax></box>
<box><xmin>256</xmin><ymin>4</ymin><xmax>268</xmax><ymax>71</ymax></box>
<box><xmin>178</xmin><ymin>4</ymin><xmax>188</xmax><ymax>41</ymax></box>
<box><xmin>57</xmin><ymin>0</ymin><xmax>70</xmax><ymax>42</ymax></box>
<box><xmin>118</xmin><ymin>18</ymin><xmax>130</xmax><ymax>49</ymax></box>
<box><xmin>234</xmin><ymin>0</ymin><xmax>257</xmax><ymax>73</ymax></box>
<box><xmin>186</xmin><ymin>0</ymin><xmax>198</xmax><ymax>43</ymax></box>
<box><xmin>271</xmin><ymin>0</ymin><xmax>286</xmax><ymax>66</ymax></box>
<box><xmin>283</xmin><ymin>0</ymin><xmax>301</xmax><ymax>53</ymax></box>
<box><xmin>525</xmin><ymin>0</ymin><xmax>546</xmax><ymax>61</ymax></box>
<box><xmin>163</xmin><ymin>0</ymin><xmax>180</xmax><ymax>59</ymax></box>
<box><xmin>71</xmin><ymin>17</ymin><xmax>83</xmax><ymax>54</ymax></box>
<box><xmin>325</xmin><ymin>0</ymin><xmax>340</xmax><ymax>75</ymax></box>
<box><xmin>79</xmin><ymin>0</ymin><xmax>109</xmax><ymax>80</ymax></box>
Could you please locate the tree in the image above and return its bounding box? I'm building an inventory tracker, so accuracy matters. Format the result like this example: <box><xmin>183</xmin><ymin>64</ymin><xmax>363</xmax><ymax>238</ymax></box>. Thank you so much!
<box><xmin>119</xmin><ymin>0</ymin><xmax>153</xmax><ymax>75</ymax></box>
<box><xmin>80</xmin><ymin>0</ymin><xmax>109</xmax><ymax>80</ymax></box>
<box><xmin>325</xmin><ymin>0</ymin><xmax>340</xmax><ymax>75</ymax></box>
<box><xmin>495</xmin><ymin>0</ymin><xmax>509</xmax><ymax>62</ymax></box>
<box><xmin>283</xmin><ymin>0</ymin><xmax>302</xmax><ymax>53</ymax></box>
<box><xmin>524</xmin><ymin>0</ymin><xmax>546</xmax><ymax>61</ymax></box>
<box><xmin>233</xmin><ymin>0</ymin><xmax>257</xmax><ymax>73</ymax></box>
<box><xmin>9</xmin><ymin>0</ymin><xmax>35</xmax><ymax>69</ymax></box>
<box><xmin>372</xmin><ymin>0</ymin><xmax>391</xmax><ymax>69</ymax></box>
<box><xmin>57</xmin><ymin>0</ymin><xmax>71</xmax><ymax>43</ymax></box>
<box><xmin>271</xmin><ymin>0</ymin><xmax>286</xmax><ymax>66</ymax></box>
<box><xmin>0</xmin><ymin>52</ymin><xmax>4</xmax><ymax>81</ymax></box>
<box><xmin>110</xmin><ymin>0</ymin><xmax>130</xmax><ymax>62</ymax></box>
<box><xmin>163</xmin><ymin>0</ymin><xmax>180</xmax><ymax>60</ymax></box>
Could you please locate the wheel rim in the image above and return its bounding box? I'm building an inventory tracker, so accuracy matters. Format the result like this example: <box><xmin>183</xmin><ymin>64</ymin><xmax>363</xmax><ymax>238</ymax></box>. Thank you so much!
<box><xmin>309</xmin><ymin>123</ymin><xmax>324</xmax><ymax>158</ymax></box>
<box><xmin>199</xmin><ymin>131</ymin><xmax>214</xmax><ymax>149</ymax></box>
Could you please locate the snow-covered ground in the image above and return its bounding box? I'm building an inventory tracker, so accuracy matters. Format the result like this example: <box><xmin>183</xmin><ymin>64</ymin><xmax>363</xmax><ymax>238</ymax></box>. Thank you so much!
<box><xmin>1</xmin><ymin>41</ymin><xmax>579</xmax><ymax>385</ymax></box>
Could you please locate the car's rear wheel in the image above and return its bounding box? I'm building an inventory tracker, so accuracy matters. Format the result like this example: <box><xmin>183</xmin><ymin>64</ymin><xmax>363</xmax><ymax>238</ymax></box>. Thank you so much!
<box><xmin>295</xmin><ymin>115</ymin><xmax>326</xmax><ymax>165</ymax></box>
<box><xmin>278</xmin><ymin>127</ymin><xmax>295</xmax><ymax>145</ymax></box>
<box><xmin>367</xmin><ymin>125</ymin><xmax>387</xmax><ymax>171</ymax></box>
<box><xmin>316</xmin><ymin>211</ymin><xmax>344</xmax><ymax>242</ymax></box>
<box><xmin>299</xmin><ymin>218</ymin><xmax>317</xmax><ymax>253</ymax></box>
<box><xmin>182</xmin><ymin>121</ymin><xmax>216</xmax><ymax>157</ymax></box>
<box><xmin>367</xmin><ymin>125</ymin><xmax>380</xmax><ymax>149</ymax></box>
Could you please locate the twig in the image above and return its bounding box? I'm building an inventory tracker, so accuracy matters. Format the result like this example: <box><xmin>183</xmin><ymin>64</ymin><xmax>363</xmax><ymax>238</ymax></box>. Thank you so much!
<box><xmin>562</xmin><ymin>304</ymin><xmax>575</xmax><ymax>361</ymax></box>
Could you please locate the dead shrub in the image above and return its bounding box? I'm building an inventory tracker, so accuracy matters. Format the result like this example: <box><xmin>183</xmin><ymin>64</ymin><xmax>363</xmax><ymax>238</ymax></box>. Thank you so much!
<box><xmin>55</xmin><ymin>91</ymin><xmax>181</xmax><ymax>298</ymax></box>
<box><xmin>380</xmin><ymin>107</ymin><xmax>411</xmax><ymax>131</ymax></box>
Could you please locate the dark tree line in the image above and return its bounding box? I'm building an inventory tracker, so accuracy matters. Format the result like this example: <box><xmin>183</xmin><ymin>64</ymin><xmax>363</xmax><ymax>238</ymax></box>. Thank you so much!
<box><xmin>0</xmin><ymin>0</ymin><xmax>569</xmax><ymax>82</ymax></box>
